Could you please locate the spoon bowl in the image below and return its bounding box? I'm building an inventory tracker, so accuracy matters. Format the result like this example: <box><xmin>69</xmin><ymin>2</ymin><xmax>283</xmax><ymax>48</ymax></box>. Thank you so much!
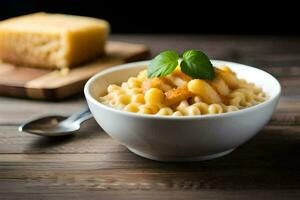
<box><xmin>19</xmin><ymin>108</ymin><xmax>92</xmax><ymax>136</ymax></box>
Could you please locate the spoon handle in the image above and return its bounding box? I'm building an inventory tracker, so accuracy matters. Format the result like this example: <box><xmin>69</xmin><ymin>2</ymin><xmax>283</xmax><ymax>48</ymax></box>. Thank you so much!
<box><xmin>66</xmin><ymin>107</ymin><xmax>93</xmax><ymax>124</ymax></box>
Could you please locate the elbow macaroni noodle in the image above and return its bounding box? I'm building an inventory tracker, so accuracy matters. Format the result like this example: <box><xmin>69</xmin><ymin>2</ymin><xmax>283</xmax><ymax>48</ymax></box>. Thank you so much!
<box><xmin>99</xmin><ymin>66</ymin><xmax>268</xmax><ymax>116</ymax></box>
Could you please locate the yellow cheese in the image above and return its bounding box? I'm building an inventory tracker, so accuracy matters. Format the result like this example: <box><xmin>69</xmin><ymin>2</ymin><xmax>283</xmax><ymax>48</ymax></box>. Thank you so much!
<box><xmin>0</xmin><ymin>12</ymin><xmax>110</xmax><ymax>69</ymax></box>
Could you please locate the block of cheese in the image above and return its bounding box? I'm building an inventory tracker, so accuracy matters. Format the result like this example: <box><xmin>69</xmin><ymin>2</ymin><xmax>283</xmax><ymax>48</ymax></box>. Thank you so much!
<box><xmin>0</xmin><ymin>13</ymin><xmax>110</xmax><ymax>69</ymax></box>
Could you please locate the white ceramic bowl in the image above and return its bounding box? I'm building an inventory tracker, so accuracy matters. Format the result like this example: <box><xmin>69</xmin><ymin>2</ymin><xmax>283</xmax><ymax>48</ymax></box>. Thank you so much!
<box><xmin>84</xmin><ymin>60</ymin><xmax>281</xmax><ymax>162</ymax></box>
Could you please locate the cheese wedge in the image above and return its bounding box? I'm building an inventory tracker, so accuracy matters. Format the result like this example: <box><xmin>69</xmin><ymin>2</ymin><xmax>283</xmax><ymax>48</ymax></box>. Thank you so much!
<box><xmin>0</xmin><ymin>13</ymin><xmax>110</xmax><ymax>69</ymax></box>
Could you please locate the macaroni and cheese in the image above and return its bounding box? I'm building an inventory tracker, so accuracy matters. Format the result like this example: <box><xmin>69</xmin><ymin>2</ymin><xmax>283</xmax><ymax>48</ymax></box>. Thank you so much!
<box><xmin>99</xmin><ymin>66</ymin><xmax>267</xmax><ymax>116</ymax></box>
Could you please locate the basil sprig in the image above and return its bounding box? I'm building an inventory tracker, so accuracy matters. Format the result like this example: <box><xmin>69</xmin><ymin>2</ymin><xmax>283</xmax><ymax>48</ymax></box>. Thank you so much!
<box><xmin>147</xmin><ymin>50</ymin><xmax>215</xmax><ymax>80</ymax></box>
<box><xmin>147</xmin><ymin>50</ymin><xmax>179</xmax><ymax>78</ymax></box>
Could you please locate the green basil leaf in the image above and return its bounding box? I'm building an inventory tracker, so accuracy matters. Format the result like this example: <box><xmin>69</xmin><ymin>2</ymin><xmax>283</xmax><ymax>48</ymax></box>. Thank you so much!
<box><xmin>147</xmin><ymin>50</ymin><xmax>179</xmax><ymax>78</ymax></box>
<box><xmin>180</xmin><ymin>50</ymin><xmax>215</xmax><ymax>80</ymax></box>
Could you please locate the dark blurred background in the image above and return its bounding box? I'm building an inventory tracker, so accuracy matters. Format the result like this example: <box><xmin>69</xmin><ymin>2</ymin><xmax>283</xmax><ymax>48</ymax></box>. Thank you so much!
<box><xmin>1</xmin><ymin>0</ymin><xmax>299</xmax><ymax>35</ymax></box>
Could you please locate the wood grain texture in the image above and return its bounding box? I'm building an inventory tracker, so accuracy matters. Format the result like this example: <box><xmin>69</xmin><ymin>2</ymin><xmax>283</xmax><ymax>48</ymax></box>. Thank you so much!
<box><xmin>0</xmin><ymin>35</ymin><xmax>300</xmax><ymax>200</ymax></box>
<box><xmin>0</xmin><ymin>41</ymin><xmax>150</xmax><ymax>100</ymax></box>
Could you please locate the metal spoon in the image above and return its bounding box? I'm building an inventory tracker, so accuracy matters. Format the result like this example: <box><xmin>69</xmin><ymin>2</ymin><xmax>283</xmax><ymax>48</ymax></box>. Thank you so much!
<box><xmin>18</xmin><ymin>107</ymin><xmax>93</xmax><ymax>136</ymax></box>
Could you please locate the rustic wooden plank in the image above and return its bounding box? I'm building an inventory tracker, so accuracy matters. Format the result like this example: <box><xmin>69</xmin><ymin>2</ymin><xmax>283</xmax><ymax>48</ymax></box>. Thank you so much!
<box><xmin>0</xmin><ymin>95</ymin><xmax>85</xmax><ymax>125</ymax></box>
<box><xmin>0</xmin><ymin>123</ymin><xmax>299</xmax><ymax>161</ymax></box>
<box><xmin>1</xmin><ymin>190</ymin><xmax>300</xmax><ymax>200</ymax></box>
<box><xmin>260</xmin><ymin>66</ymin><xmax>300</xmax><ymax>77</ymax></box>
<box><xmin>0</xmin><ymin>164</ymin><xmax>299</xmax><ymax>191</ymax></box>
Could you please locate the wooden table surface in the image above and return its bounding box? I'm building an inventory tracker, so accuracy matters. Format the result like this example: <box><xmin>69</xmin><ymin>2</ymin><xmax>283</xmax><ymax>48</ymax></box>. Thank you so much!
<box><xmin>1</xmin><ymin>35</ymin><xmax>300</xmax><ymax>200</ymax></box>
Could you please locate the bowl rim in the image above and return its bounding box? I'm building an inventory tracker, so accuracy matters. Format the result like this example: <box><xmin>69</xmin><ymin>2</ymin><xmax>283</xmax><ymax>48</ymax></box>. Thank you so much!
<box><xmin>84</xmin><ymin>60</ymin><xmax>281</xmax><ymax>120</ymax></box>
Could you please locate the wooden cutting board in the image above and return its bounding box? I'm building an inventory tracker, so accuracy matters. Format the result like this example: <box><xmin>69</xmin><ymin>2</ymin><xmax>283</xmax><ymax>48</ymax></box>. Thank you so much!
<box><xmin>0</xmin><ymin>41</ymin><xmax>150</xmax><ymax>100</ymax></box>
